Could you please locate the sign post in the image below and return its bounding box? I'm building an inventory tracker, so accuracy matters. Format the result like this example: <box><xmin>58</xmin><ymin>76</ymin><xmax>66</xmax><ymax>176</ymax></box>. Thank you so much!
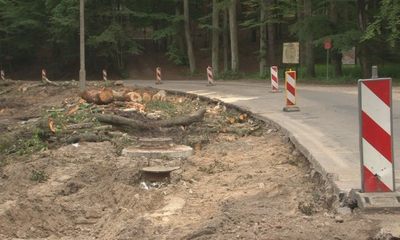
<box><xmin>324</xmin><ymin>38</ymin><xmax>331</xmax><ymax>80</ymax></box>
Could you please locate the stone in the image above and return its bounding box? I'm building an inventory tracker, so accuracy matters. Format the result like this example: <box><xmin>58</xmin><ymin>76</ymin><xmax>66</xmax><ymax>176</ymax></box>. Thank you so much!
<box><xmin>335</xmin><ymin>216</ymin><xmax>344</xmax><ymax>223</ymax></box>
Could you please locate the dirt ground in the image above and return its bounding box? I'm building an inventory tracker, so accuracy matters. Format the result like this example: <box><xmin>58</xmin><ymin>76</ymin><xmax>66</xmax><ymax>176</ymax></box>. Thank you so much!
<box><xmin>0</xmin><ymin>80</ymin><xmax>399</xmax><ymax>240</ymax></box>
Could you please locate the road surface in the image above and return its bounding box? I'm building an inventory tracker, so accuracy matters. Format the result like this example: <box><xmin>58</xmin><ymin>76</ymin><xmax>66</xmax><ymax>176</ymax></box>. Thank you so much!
<box><xmin>125</xmin><ymin>80</ymin><xmax>400</xmax><ymax>195</ymax></box>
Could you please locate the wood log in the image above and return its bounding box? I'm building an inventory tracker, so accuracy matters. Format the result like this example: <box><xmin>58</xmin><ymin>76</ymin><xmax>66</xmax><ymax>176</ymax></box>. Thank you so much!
<box><xmin>112</xmin><ymin>90</ymin><xmax>130</xmax><ymax>101</ymax></box>
<box><xmin>92</xmin><ymin>113</ymin><xmax>153</xmax><ymax>130</ymax></box>
<box><xmin>158</xmin><ymin>108</ymin><xmax>206</xmax><ymax>127</ymax></box>
<box><xmin>80</xmin><ymin>89</ymin><xmax>100</xmax><ymax>104</ymax></box>
<box><xmin>92</xmin><ymin>108</ymin><xmax>206</xmax><ymax>130</ymax></box>
<box><xmin>99</xmin><ymin>88</ymin><xmax>114</xmax><ymax>104</ymax></box>
<box><xmin>142</xmin><ymin>92</ymin><xmax>152</xmax><ymax>102</ymax></box>
<box><xmin>126</xmin><ymin>92</ymin><xmax>142</xmax><ymax>102</ymax></box>
<box><xmin>152</xmin><ymin>90</ymin><xmax>167</xmax><ymax>101</ymax></box>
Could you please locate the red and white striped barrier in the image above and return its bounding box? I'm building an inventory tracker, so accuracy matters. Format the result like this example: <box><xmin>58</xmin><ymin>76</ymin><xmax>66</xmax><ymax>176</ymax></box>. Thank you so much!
<box><xmin>359</xmin><ymin>78</ymin><xmax>394</xmax><ymax>192</ymax></box>
<box><xmin>207</xmin><ymin>66</ymin><xmax>214</xmax><ymax>86</ymax></box>
<box><xmin>269</xmin><ymin>66</ymin><xmax>281</xmax><ymax>93</ymax></box>
<box><xmin>155</xmin><ymin>67</ymin><xmax>163</xmax><ymax>84</ymax></box>
<box><xmin>1</xmin><ymin>70</ymin><xmax>5</xmax><ymax>80</ymax></box>
<box><xmin>42</xmin><ymin>69</ymin><xmax>46</xmax><ymax>81</ymax></box>
<box><xmin>103</xmin><ymin>69</ymin><xmax>107</xmax><ymax>81</ymax></box>
<box><xmin>283</xmin><ymin>70</ymin><xmax>299</xmax><ymax>112</ymax></box>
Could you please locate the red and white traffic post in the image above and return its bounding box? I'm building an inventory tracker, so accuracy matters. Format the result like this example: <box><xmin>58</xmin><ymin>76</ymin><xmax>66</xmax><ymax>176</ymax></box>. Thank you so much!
<box><xmin>1</xmin><ymin>70</ymin><xmax>5</xmax><ymax>80</ymax></box>
<box><xmin>283</xmin><ymin>70</ymin><xmax>300</xmax><ymax>112</ymax></box>
<box><xmin>103</xmin><ymin>69</ymin><xmax>107</xmax><ymax>81</ymax></box>
<box><xmin>359</xmin><ymin>78</ymin><xmax>395</xmax><ymax>192</ymax></box>
<box><xmin>206</xmin><ymin>66</ymin><xmax>214</xmax><ymax>86</ymax></box>
<box><xmin>155</xmin><ymin>67</ymin><xmax>163</xmax><ymax>84</ymax></box>
<box><xmin>269</xmin><ymin>66</ymin><xmax>281</xmax><ymax>93</ymax></box>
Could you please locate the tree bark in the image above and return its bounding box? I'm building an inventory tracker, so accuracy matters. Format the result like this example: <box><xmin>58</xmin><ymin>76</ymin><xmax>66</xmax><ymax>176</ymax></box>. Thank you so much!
<box><xmin>229</xmin><ymin>0</ymin><xmax>239</xmax><ymax>72</ymax></box>
<box><xmin>184</xmin><ymin>0</ymin><xmax>196</xmax><ymax>74</ymax></box>
<box><xmin>212</xmin><ymin>0</ymin><xmax>219</xmax><ymax>77</ymax></box>
<box><xmin>266</xmin><ymin>0</ymin><xmax>276</xmax><ymax>66</ymax></box>
<box><xmin>356</xmin><ymin>0</ymin><xmax>371</xmax><ymax>78</ymax></box>
<box><xmin>223</xmin><ymin>8</ymin><xmax>229</xmax><ymax>71</ymax></box>
<box><xmin>330</xmin><ymin>0</ymin><xmax>343</xmax><ymax>77</ymax></box>
<box><xmin>304</xmin><ymin>0</ymin><xmax>315</xmax><ymax>77</ymax></box>
<box><xmin>259</xmin><ymin>0</ymin><xmax>267</xmax><ymax>76</ymax></box>
<box><xmin>298</xmin><ymin>0</ymin><xmax>306</xmax><ymax>67</ymax></box>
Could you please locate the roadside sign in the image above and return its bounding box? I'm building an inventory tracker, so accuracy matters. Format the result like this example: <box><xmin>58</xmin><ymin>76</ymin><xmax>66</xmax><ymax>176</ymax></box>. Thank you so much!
<box><xmin>324</xmin><ymin>38</ymin><xmax>331</xmax><ymax>50</ymax></box>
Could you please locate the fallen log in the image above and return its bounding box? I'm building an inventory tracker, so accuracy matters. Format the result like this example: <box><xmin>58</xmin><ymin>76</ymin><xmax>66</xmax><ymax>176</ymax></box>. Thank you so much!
<box><xmin>92</xmin><ymin>113</ymin><xmax>153</xmax><ymax>130</ymax></box>
<box><xmin>92</xmin><ymin>107</ymin><xmax>206</xmax><ymax>130</ymax></box>
<box><xmin>158</xmin><ymin>108</ymin><xmax>206</xmax><ymax>127</ymax></box>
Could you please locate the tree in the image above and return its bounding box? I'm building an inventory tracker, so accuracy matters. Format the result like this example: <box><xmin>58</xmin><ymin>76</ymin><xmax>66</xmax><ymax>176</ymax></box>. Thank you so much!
<box><xmin>304</xmin><ymin>0</ymin><xmax>315</xmax><ymax>77</ymax></box>
<box><xmin>259</xmin><ymin>0</ymin><xmax>267</xmax><ymax>76</ymax></box>
<box><xmin>229</xmin><ymin>0</ymin><xmax>239</xmax><ymax>72</ymax></box>
<box><xmin>364</xmin><ymin>0</ymin><xmax>400</xmax><ymax>48</ymax></box>
<box><xmin>184</xmin><ymin>0</ymin><xmax>196</xmax><ymax>74</ymax></box>
<box><xmin>356</xmin><ymin>0</ymin><xmax>371</xmax><ymax>78</ymax></box>
<box><xmin>212</xmin><ymin>0</ymin><xmax>220</xmax><ymax>77</ymax></box>
<box><xmin>266</xmin><ymin>0</ymin><xmax>276</xmax><ymax>66</ymax></box>
<box><xmin>329</xmin><ymin>0</ymin><xmax>343</xmax><ymax>77</ymax></box>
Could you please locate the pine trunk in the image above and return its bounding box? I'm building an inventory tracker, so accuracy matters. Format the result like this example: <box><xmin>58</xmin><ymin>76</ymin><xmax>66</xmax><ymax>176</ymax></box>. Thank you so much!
<box><xmin>229</xmin><ymin>0</ymin><xmax>239</xmax><ymax>72</ymax></box>
<box><xmin>184</xmin><ymin>0</ymin><xmax>196</xmax><ymax>74</ymax></box>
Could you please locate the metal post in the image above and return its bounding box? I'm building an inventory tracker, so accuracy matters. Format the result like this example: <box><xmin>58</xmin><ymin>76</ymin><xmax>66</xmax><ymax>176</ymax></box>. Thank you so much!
<box><xmin>372</xmin><ymin>66</ymin><xmax>378</xmax><ymax>78</ymax></box>
<box><xmin>326</xmin><ymin>49</ymin><xmax>329</xmax><ymax>80</ymax></box>
<box><xmin>79</xmin><ymin>0</ymin><xmax>86</xmax><ymax>92</ymax></box>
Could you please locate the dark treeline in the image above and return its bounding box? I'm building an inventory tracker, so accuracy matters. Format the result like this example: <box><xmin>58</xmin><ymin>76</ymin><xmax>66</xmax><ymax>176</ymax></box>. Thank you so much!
<box><xmin>0</xmin><ymin>0</ymin><xmax>399</xmax><ymax>80</ymax></box>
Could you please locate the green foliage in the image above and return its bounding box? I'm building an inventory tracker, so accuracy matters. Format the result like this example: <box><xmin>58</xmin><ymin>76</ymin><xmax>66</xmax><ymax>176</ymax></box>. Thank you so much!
<box><xmin>5</xmin><ymin>129</ymin><xmax>47</xmax><ymax>156</ymax></box>
<box><xmin>217</xmin><ymin>70</ymin><xmax>243</xmax><ymax>80</ymax></box>
<box><xmin>146</xmin><ymin>101</ymin><xmax>176</xmax><ymax>117</ymax></box>
<box><xmin>30</xmin><ymin>169</ymin><xmax>49</xmax><ymax>183</ymax></box>
<box><xmin>364</xmin><ymin>0</ymin><xmax>400</xmax><ymax>47</ymax></box>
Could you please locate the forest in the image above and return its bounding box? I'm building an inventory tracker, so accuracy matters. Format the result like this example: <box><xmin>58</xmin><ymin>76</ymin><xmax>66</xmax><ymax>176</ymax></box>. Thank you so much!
<box><xmin>0</xmin><ymin>0</ymin><xmax>399</xmax><ymax>80</ymax></box>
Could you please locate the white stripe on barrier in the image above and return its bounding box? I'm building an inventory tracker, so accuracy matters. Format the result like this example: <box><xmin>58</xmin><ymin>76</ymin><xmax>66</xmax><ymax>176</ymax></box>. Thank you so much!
<box><xmin>287</xmin><ymin>74</ymin><xmax>295</xmax><ymax>88</ymax></box>
<box><xmin>361</xmin><ymin>84</ymin><xmax>391</xmax><ymax>134</ymax></box>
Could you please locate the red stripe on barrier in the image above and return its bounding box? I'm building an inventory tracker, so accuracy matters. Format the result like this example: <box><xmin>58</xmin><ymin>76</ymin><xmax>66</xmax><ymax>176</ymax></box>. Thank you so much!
<box><xmin>362</xmin><ymin>111</ymin><xmax>392</xmax><ymax>162</ymax></box>
<box><xmin>363</xmin><ymin>166</ymin><xmax>392</xmax><ymax>192</ymax></box>
<box><xmin>363</xmin><ymin>81</ymin><xmax>391</xmax><ymax>106</ymax></box>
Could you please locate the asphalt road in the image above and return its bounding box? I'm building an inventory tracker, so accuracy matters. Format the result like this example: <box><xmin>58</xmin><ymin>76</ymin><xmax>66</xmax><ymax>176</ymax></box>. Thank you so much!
<box><xmin>124</xmin><ymin>79</ymin><xmax>400</xmax><ymax>194</ymax></box>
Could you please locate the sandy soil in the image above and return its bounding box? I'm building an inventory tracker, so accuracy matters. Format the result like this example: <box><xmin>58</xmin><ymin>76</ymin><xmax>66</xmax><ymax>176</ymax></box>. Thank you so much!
<box><xmin>0</xmin><ymin>80</ymin><xmax>399</xmax><ymax>240</ymax></box>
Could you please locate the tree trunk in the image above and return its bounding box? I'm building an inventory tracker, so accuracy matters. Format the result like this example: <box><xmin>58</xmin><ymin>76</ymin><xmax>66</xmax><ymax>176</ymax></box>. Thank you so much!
<box><xmin>184</xmin><ymin>0</ymin><xmax>196</xmax><ymax>74</ymax></box>
<box><xmin>356</xmin><ymin>0</ymin><xmax>371</xmax><ymax>78</ymax></box>
<box><xmin>304</xmin><ymin>0</ymin><xmax>315</xmax><ymax>77</ymax></box>
<box><xmin>175</xmin><ymin>4</ymin><xmax>185</xmax><ymax>56</ymax></box>
<box><xmin>212</xmin><ymin>0</ymin><xmax>220</xmax><ymax>77</ymax></box>
<box><xmin>223</xmin><ymin>8</ymin><xmax>229</xmax><ymax>71</ymax></box>
<box><xmin>229</xmin><ymin>0</ymin><xmax>239</xmax><ymax>72</ymax></box>
<box><xmin>298</xmin><ymin>0</ymin><xmax>306</xmax><ymax>67</ymax></box>
<box><xmin>266</xmin><ymin>0</ymin><xmax>276</xmax><ymax>66</ymax></box>
<box><xmin>259</xmin><ymin>0</ymin><xmax>267</xmax><ymax>76</ymax></box>
<box><xmin>330</xmin><ymin>0</ymin><xmax>343</xmax><ymax>77</ymax></box>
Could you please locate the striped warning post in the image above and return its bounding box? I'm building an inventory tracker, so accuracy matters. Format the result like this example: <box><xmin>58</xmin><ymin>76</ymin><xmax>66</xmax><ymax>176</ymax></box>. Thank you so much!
<box><xmin>206</xmin><ymin>66</ymin><xmax>214</xmax><ymax>86</ymax></box>
<box><xmin>359</xmin><ymin>78</ymin><xmax>394</xmax><ymax>192</ymax></box>
<box><xmin>1</xmin><ymin>70</ymin><xmax>5</xmax><ymax>80</ymax></box>
<box><xmin>269</xmin><ymin>66</ymin><xmax>281</xmax><ymax>93</ymax></box>
<box><xmin>103</xmin><ymin>69</ymin><xmax>107</xmax><ymax>81</ymax></box>
<box><xmin>155</xmin><ymin>67</ymin><xmax>163</xmax><ymax>84</ymax></box>
<box><xmin>283</xmin><ymin>70</ymin><xmax>299</xmax><ymax>112</ymax></box>
<box><xmin>42</xmin><ymin>69</ymin><xmax>46</xmax><ymax>81</ymax></box>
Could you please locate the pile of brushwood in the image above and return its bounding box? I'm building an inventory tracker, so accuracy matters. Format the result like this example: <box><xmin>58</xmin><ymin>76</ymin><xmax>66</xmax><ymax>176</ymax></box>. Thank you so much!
<box><xmin>0</xmin><ymin>79</ymin><xmax>263</xmax><ymax>162</ymax></box>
